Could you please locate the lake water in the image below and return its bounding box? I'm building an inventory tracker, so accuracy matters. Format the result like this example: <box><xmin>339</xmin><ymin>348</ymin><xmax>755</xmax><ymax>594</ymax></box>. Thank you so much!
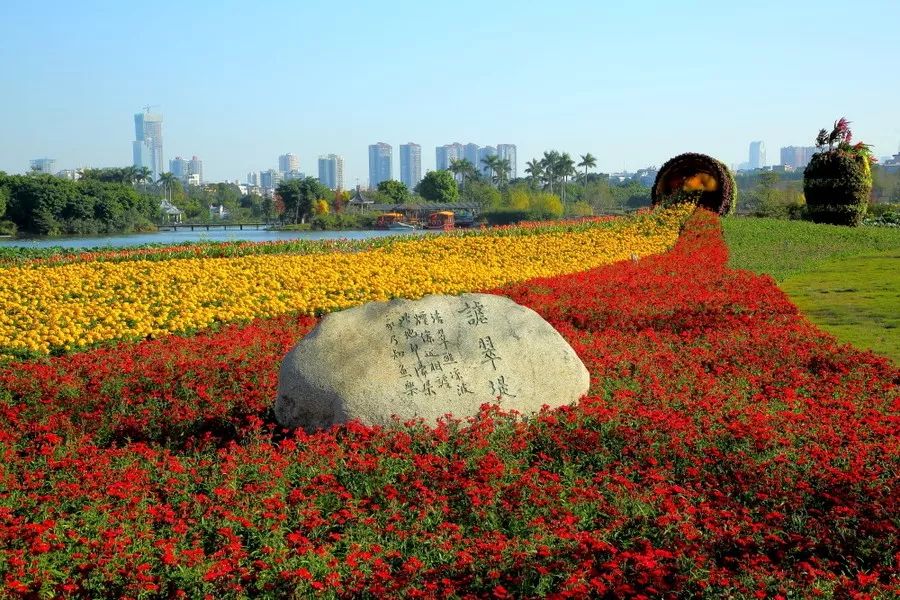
<box><xmin>0</xmin><ymin>228</ymin><xmax>432</xmax><ymax>249</ymax></box>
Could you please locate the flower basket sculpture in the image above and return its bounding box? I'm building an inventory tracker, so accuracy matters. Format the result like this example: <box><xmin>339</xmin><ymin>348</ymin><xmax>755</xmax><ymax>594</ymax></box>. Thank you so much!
<box><xmin>803</xmin><ymin>118</ymin><xmax>874</xmax><ymax>226</ymax></box>
<box><xmin>651</xmin><ymin>153</ymin><xmax>736</xmax><ymax>215</ymax></box>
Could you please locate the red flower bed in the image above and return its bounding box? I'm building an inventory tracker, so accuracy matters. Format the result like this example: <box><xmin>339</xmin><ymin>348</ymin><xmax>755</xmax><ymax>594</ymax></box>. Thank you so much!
<box><xmin>0</xmin><ymin>210</ymin><xmax>897</xmax><ymax>598</ymax></box>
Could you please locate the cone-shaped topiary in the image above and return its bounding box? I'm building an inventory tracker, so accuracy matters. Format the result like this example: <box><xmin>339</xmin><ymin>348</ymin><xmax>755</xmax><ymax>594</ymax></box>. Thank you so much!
<box><xmin>803</xmin><ymin>118</ymin><xmax>873</xmax><ymax>226</ymax></box>
<box><xmin>651</xmin><ymin>153</ymin><xmax>736</xmax><ymax>215</ymax></box>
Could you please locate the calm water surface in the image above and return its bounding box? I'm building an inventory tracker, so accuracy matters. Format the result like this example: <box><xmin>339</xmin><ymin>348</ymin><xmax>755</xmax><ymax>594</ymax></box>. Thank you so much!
<box><xmin>0</xmin><ymin>228</ymin><xmax>432</xmax><ymax>249</ymax></box>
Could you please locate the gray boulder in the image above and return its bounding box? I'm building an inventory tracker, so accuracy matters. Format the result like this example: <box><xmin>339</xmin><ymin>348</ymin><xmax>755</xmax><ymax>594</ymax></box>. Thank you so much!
<box><xmin>275</xmin><ymin>293</ymin><xmax>589</xmax><ymax>430</ymax></box>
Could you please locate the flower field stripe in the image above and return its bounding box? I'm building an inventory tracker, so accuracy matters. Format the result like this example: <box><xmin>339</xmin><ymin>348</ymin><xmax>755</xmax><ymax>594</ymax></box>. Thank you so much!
<box><xmin>0</xmin><ymin>208</ymin><xmax>897</xmax><ymax>597</ymax></box>
<box><xmin>0</xmin><ymin>207</ymin><xmax>692</xmax><ymax>358</ymax></box>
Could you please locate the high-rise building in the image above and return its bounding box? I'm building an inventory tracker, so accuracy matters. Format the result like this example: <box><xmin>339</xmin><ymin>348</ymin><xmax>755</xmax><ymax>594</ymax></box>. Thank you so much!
<box><xmin>748</xmin><ymin>141</ymin><xmax>766</xmax><ymax>170</ymax></box>
<box><xmin>780</xmin><ymin>146</ymin><xmax>818</xmax><ymax>169</ymax></box>
<box><xmin>29</xmin><ymin>158</ymin><xmax>56</xmax><ymax>174</ymax></box>
<box><xmin>399</xmin><ymin>143</ymin><xmax>422</xmax><ymax>190</ymax></box>
<box><xmin>247</xmin><ymin>171</ymin><xmax>260</xmax><ymax>186</ymax></box>
<box><xmin>368</xmin><ymin>142</ymin><xmax>392</xmax><ymax>188</ymax></box>
<box><xmin>496</xmin><ymin>144</ymin><xmax>517</xmax><ymax>179</ymax></box>
<box><xmin>478</xmin><ymin>146</ymin><xmax>497</xmax><ymax>177</ymax></box>
<box><xmin>260</xmin><ymin>169</ymin><xmax>283</xmax><ymax>189</ymax></box>
<box><xmin>169</xmin><ymin>155</ymin><xmax>203</xmax><ymax>185</ymax></box>
<box><xmin>170</xmin><ymin>156</ymin><xmax>188</xmax><ymax>179</ymax></box>
<box><xmin>188</xmin><ymin>156</ymin><xmax>203</xmax><ymax>184</ymax></box>
<box><xmin>436</xmin><ymin>143</ymin><xmax>463</xmax><ymax>171</ymax></box>
<box><xmin>317</xmin><ymin>154</ymin><xmax>344</xmax><ymax>190</ymax></box>
<box><xmin>278</xmin><ymin>153</ymin><xmax>299</xmax><ymax>174</ymax></box>
<box><xmin>133</xmin><ymin>110</ymin><xmax>164</xmax><ymax>181</ymax></box>
<box><xmin>463</xmin><ymin>143</ymin><xmax>480</xmax><ymax>168</ymax></box>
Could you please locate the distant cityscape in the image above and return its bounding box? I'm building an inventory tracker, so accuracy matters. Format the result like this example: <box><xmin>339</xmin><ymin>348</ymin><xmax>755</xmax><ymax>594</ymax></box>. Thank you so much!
<box><xmin>23</xmin><ymin>108</ymin><xmax>900</xmax><ymax>193</ymax></box>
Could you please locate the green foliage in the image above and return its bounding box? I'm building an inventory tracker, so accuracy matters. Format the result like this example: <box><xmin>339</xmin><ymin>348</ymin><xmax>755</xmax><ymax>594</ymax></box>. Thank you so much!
<box><xmin>376</xmin><ymin>179</ymin><xmax>411</xmax><ymax>203</ymax></box>
<box><xmin>276</xmin><ymin>177</ymin><xmax>329</xmax><ymax>224</ymax></box>
<box><xmin>460</xmin><ymin>180</ymin><xmax>501</xmax><ymax>209</ymax></box>
<box><xmin>481</xmin><ymin>209</ymin><xmax>532</xmax><ymax>225</ymax></box>
<box><xmin>740</xmin><ymin>172</ymin><xmax>807</xmax><ymax>219</ymax></box>
<box><xmin>415</xmin><ymin>170</ymin><xmax>459</xmax><ymax>203</ymax></box>
<box><xmin>611</xmin><ymin>180</ymin><xmax>652</xmax><ymax>210</ymax></box>
<box><xmin>803</xmin><ymin>150</ymin><xmax>871</xmax><ymax>226</ymax></box>
<box><xmin>568</xmin><ymin>201</ymin><xmax>594</xmax><ymax>217</ymax></box>
<box><xmin>483</xmin><ymin>186</ymin><xmax>565</xmax><ymax>223</ymax></box>
<box><xmin>0</xmin><ymin>173</ymin><xmax>159</xmax><ymax>235</ymax></box>
<box><xmin>864</xmin><ymin>203</ymin><xmax>899</xmax><ymax>227</ymax></box>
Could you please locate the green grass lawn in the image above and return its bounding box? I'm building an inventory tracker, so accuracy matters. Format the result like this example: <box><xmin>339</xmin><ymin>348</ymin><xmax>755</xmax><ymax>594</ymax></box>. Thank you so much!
<box><xmin>722</xmin><ymin>217</ymin><xmax>900</xmax><ymax>362</ymax></box>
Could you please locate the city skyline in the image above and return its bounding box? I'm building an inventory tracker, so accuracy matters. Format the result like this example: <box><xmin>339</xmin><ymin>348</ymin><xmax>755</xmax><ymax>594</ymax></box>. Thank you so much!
<box><xmin>3</xmin><ymin>2</ymin><xmax>899</xmax><ymax>185</ymax></box>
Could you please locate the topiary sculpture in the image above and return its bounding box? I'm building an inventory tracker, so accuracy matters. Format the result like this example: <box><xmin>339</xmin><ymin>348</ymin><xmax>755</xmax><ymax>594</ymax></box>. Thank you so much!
<box><xmin>803</xmin><ymin>118</ymin><xmax>874</xmax><ymax>226</ymax></box>
<box><xmin>651</xmin><ymin>153</ymin><xmax>736</xmax><ymax>215</ymax></box>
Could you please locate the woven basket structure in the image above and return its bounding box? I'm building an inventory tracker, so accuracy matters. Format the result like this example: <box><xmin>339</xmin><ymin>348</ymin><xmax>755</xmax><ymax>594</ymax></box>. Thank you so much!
<box><xmin>651</xmin><ymin>153</ymin><xmax>736</xmax><ymax>215</ymax></box>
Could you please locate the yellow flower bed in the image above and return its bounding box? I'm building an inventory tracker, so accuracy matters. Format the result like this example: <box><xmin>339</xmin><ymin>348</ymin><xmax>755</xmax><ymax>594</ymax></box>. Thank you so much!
<box><xmin>0</xmin><ymin>207</ymin><xmax>693</xmax><ymax>357</ymax></box>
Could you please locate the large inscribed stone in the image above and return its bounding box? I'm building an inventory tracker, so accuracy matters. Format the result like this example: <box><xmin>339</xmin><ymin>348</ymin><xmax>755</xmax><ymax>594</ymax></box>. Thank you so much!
<box><xmin>275</xmin><ymin>293</ymin><xmax>589</xmax><ymax>430</ymax></box>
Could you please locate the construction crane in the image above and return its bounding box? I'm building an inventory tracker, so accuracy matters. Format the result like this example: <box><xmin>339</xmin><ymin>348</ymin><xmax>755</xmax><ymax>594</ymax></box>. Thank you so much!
<box><xmin>142</xmin><ymin>104</ymin><xmax>160</xmax><ymax>113</ymax></box>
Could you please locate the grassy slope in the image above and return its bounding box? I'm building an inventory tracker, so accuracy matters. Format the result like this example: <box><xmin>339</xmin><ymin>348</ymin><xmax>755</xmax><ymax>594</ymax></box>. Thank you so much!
<box><xmin>722</xmin><ymin>217</ymin><xmax>900</xmax><ymax>362</ymax></box>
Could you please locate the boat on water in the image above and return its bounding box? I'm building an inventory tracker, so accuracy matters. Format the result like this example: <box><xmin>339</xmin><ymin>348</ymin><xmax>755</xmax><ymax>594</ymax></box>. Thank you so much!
<box><xmin>387</xmin><ymin>221</ymin><xmax>417</xmax><ymax>230</ymax></box>
<box><xmin>425</xmin><ymin>211</ymin><xmax>455</xmax><ymax>230</ymax></box>
<box><xmin>375</xmin><ymin>212</ymin><xmax>416</xmax><ymax>230</ymax></box>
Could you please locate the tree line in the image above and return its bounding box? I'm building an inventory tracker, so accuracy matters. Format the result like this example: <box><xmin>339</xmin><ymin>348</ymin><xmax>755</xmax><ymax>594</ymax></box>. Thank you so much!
<box><xmin>0</xmin><ymin>170</ymin><xmax>161</xmax><ymax>235</ymax></box>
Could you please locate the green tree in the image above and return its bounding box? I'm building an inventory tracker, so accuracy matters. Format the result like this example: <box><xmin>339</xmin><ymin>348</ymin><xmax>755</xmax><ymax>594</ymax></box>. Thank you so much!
<box><xmin>277</xmin><ymin>177</ymin><xmax>329</xmax><ymax>224</ymax></box>
<box><xmin>448</xmin><ymin>158</ymin><xmax>478</xmax><ymax>187</ymax></box>
<box><xmin>578</xmin><ymin>153</ymin><xmax>597</xmax><ymax>188</ymax></box>
<box><xmin>415</xmin><ymin>170</ymin><xmax>459</xmax><ymax>202</ymax></box>
<box><xmin>134</xmin><ymin>167</ymin><xmax>153</xmax><ymax>186</ymax></box>
<box><xmin>524</xmin><ymin>159</ymin><xmax>543</xmax><ymax>189</ymax></box>
<box><xmin>540</xmin><ymin>150</ymin><xmax>561</xmax><ymax>194</ymax></box>
<box><xmin>555</xmin><ymin>152</ymin><xmax>576</xmax><ymax>205</ymax></box>
<box><xmin>157</xmin><ymin>172</ymin><xmax>178</xmax><ymax>202</ymax></box>
<box><xmin>376</xmin><ymin>179</ymin><xmax>410</xmax><ymax>203</ymax></box>
<box><xmin>0</xmin><ymin>182</ymin><xmax>8</xmax><ymax>218</ymax></box>
<box><xmin>459</xmin><ymin>179</ymin><xmax>501</xmax><ymax>209</ymax></box>
<box><xmin>481</xmin><ymin>154</ymin><xmax>501</xmax><ymax>186</ymax></box>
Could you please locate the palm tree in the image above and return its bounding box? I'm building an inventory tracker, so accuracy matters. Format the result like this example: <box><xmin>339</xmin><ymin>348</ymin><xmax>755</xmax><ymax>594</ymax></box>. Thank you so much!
<box><xmin>578</xmin><ymin>153</ymin><xmax>597</xmax><ymax>188</ymax></box>
<box><xmin>556</xmin><ymin>153</ymin><xmax>576</xmax><ymax>206</ymax></box>
<box><xmin>540</xmin><ymin>150</ymin><xmax>561</xmax><ymax>194</ymax></box>
<box><xmin>524</xmin><ymin>158</ymin><xmax>543</xmax><ymax>189</ymax></box>
<box><xmin>449</xmin><ymin>158</ymin><xmax>477</xmax><ymax>187</ymax></box>
<box><xmin>120</xmin><ymin>166</ymin><xmax>139</xmax><ymax>186</ymax></box>
<box><xmin>157</xmin><ymin>172</ymin><xmax>178</xmax><ymax>202</ymax></box>
<box><xmin>494</xmin><ymin>158</ymin><xmax>511</xmax><ymax>188</ymax></box>
<box><xmin>481</xmin><ymin>154</ymin><xmax>502</xmax><ymax>186</ymax></box>
<box><xmin>134</xmin><ymin>167</ymin><xmax>153</xmax><ymax>186</ymax></box>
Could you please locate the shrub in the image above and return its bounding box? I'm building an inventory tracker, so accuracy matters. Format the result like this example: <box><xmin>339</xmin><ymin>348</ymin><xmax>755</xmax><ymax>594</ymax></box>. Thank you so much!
<box><xmin>651</xmin><ymin>153</ymin><xmax>736</xmax><ymax>214</ymax></box>
<box><xmin>803</xmin><ymin>118</ymin><xmax>874</xmax><ymax>226</ymax></box>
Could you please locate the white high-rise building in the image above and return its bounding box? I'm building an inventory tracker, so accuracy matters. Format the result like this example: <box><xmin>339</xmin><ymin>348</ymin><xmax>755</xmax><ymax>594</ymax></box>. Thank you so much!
<box><xmin>478</xmin><ymin>146</ymin><xmax>497</xmax><ymax>177</ymax></box>
<box><xmin>368</xmin><ymin>143</ymin><xmax>392</xmax><ymax>187</ymax></box>
<box><xmin>278</xmin><ymin>153</ymin><xmax>299</xmax><ymax>174</ymax></box>
<box><xmin>497</xmin><ymin>144</ymin><xmax>517</xmax><ymax>180</ymax></box>
<box><xmin>318</xmin><ymin>154</ymin><xmax>344</xmax><ymax>190</ymax></box>
<box><xmin>749</xmin><ymin>141</ymin><xmax>766</xmax><ymax>170</ymax></box>
<box><xmin>436</xmin><ymin>143</ymin><xmax>463</xmax><ymax>171</ymax></box>
<box><xmin>463</xmin><ymin>143</ymin><xmax>480</xmax><ymax>167</ymax></box>
<box><xmin>399</xmin><ymin>143</ymin><xmax>422</xmax><ymax>190</ymax></box>
<box><xmin>133</xmin><ymin>110</ymin><xmax>164</xmax><ymax>181</ymax></box>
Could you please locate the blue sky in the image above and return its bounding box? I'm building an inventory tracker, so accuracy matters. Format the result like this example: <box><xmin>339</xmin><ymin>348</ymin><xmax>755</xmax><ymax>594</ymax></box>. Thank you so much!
<box><xmin>1</xmin><ymin>0</ymin><xmax>898</xmax><ymax>185</ymax></box>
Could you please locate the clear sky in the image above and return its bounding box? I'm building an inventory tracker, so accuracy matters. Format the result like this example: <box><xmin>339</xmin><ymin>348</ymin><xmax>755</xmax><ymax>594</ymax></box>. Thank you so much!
<box><xmin>2</xmin><ymin>0</ymin><xmax>898</xmax><ymax>185</ymax></box>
